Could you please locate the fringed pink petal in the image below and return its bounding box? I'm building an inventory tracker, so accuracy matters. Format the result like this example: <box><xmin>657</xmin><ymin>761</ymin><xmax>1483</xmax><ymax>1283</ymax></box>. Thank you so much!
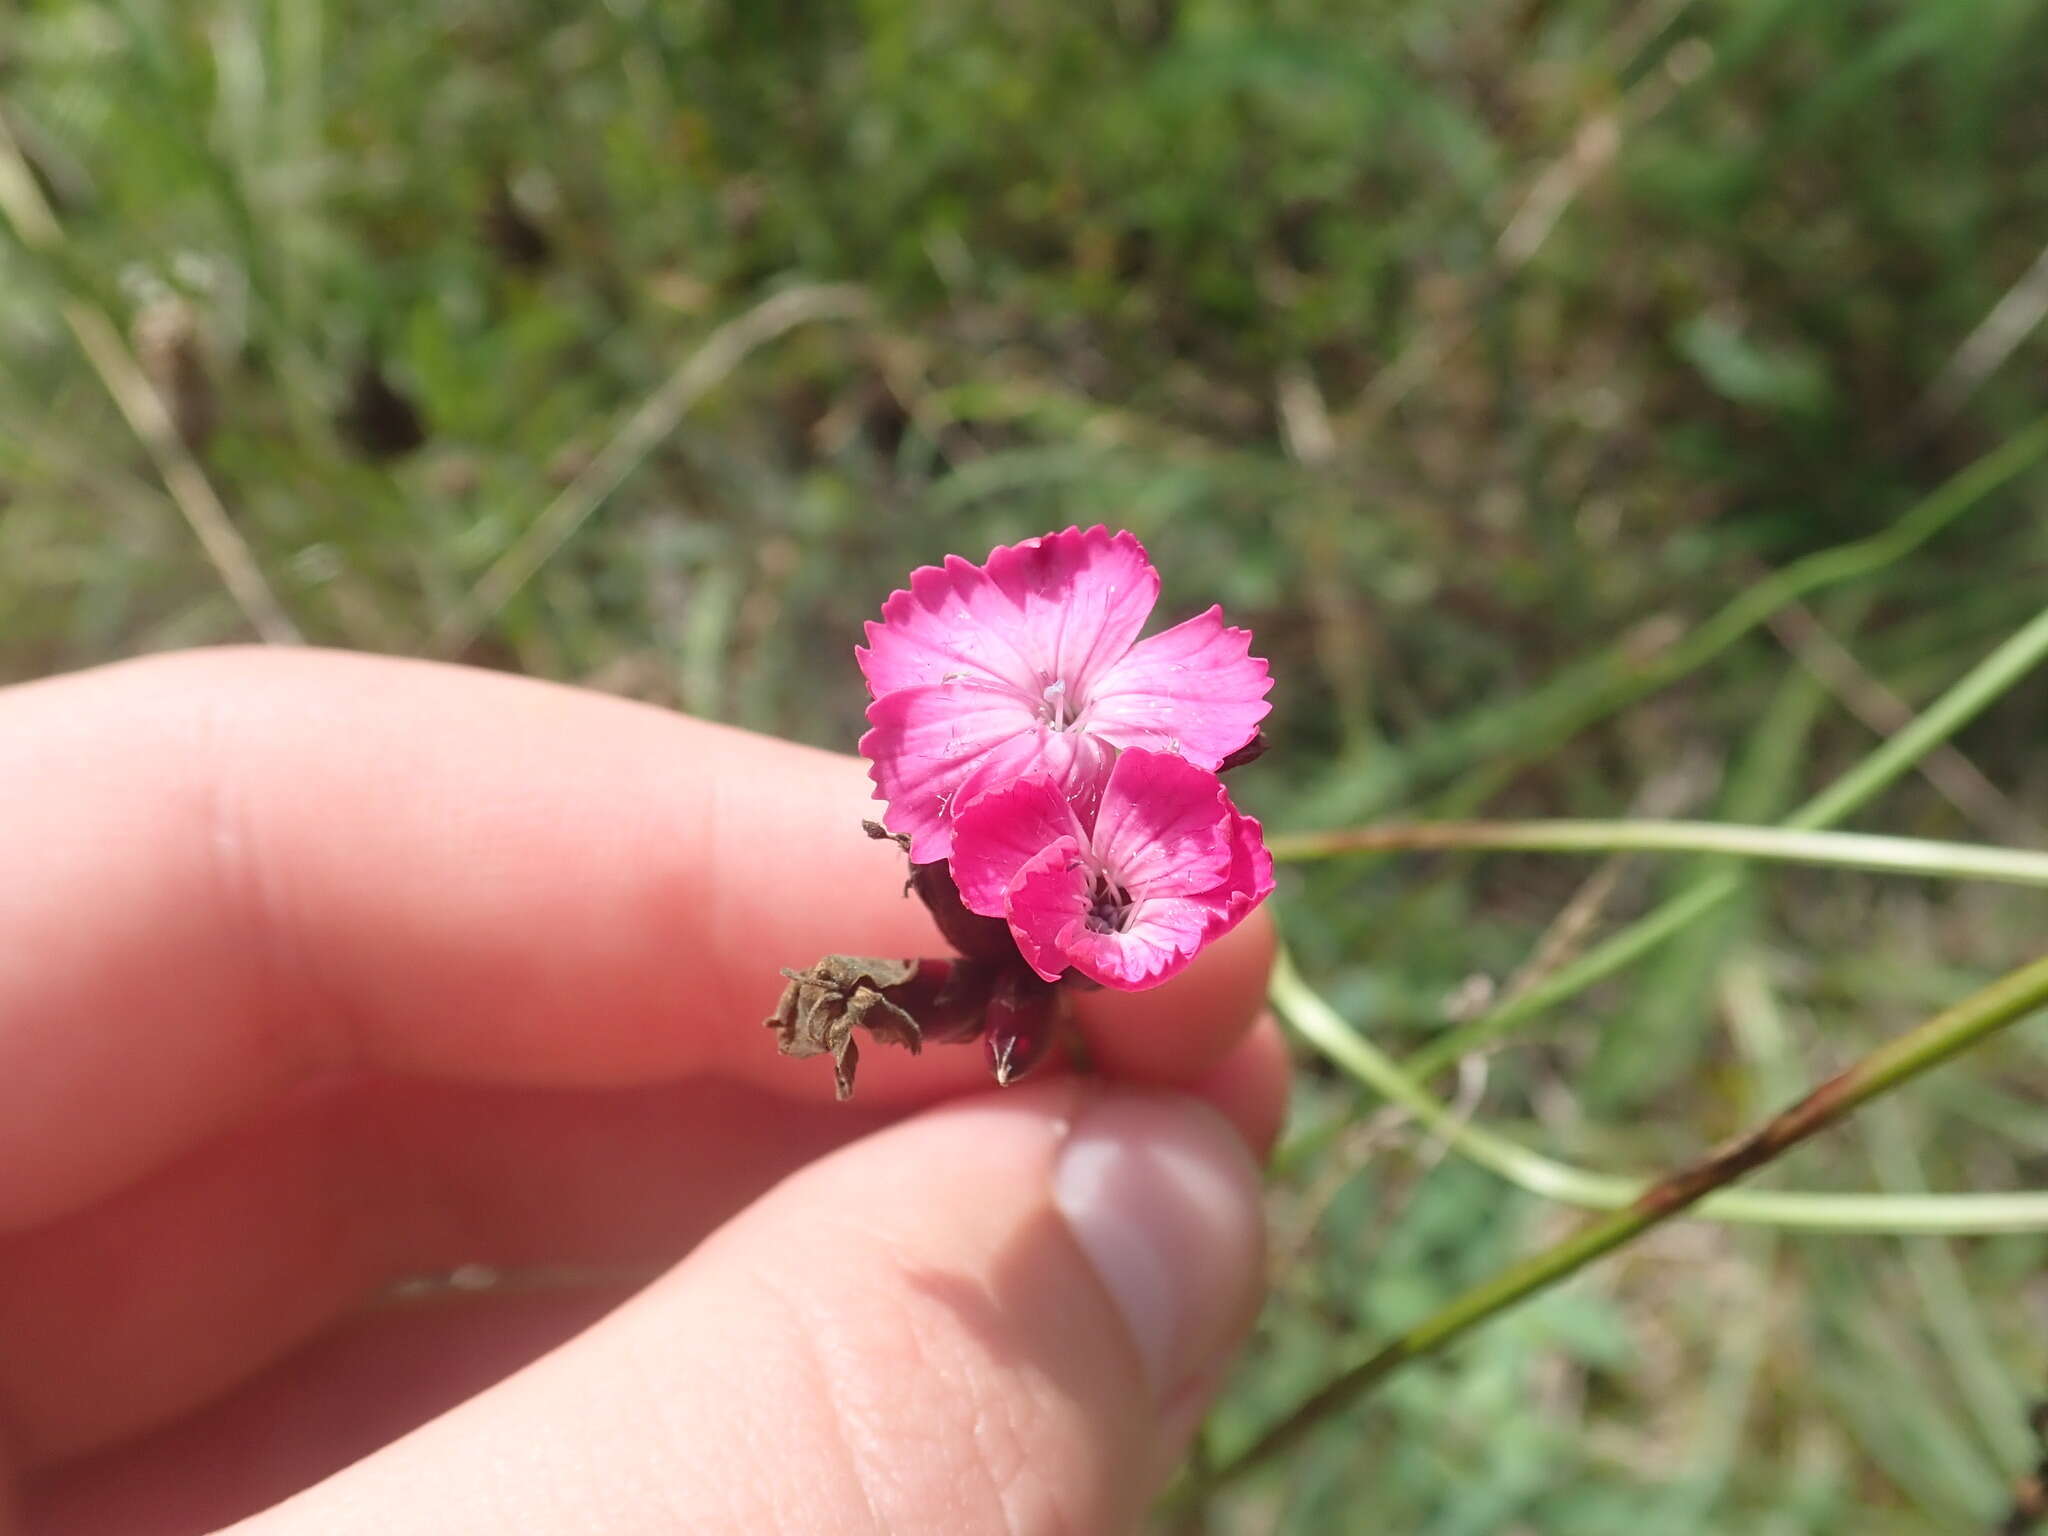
<box><xmin>948</xmin><ymin>776</ymin><xmax>1083</xmax><ymax>918</ymax></box>
<box><xmin>1088</xmin><ymin>749</ymin><xmax>1234</xmax><ymax>898</ymax></box>
<box><xmin>1184</xmin><ymin>802</ymin><xmax>1275</xmax><ymax>943</ymax></box>
<box><xmin>1061</xmin><ymin>896</ymin><xmax>1214</xmax><ymax>991</ymax></box>
<box><xmin>857</xmin><ymin>559</ymin><xmax>1039</xmax><ymax>698</ymax></box>
<box><xmin>1001</xmin><ymin>838</ymin><xmax>1090</xmax><ymax>982</ymax></box>
<box><xmin>1082</xmin><ymin>605</ymin><xmax>1272</xmax><ymax>767</ymax></box>
<box><xmin>857</xmin><ymin>527</ymin><xmax>1160</xmax><ymax>700</ymax></box>
<box><xmin>860</xmin><ymin>682</ymin><xmax>1045</xmax><ymax>862</ymax></box>
<box><xmin>978</xmin><ymin>526</ymin><xmax>1161</xmax><ymax>695</ymax></box>
<box><xmin>949</xmin><ymin>724</ymin><xmax>1114</xmax><ymax>839</ymax></box>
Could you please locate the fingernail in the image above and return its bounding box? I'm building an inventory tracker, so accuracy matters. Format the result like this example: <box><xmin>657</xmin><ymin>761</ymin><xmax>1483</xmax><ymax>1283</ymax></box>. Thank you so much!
<box><xmin>1051</xmin><ymin>1093</ymin><xmax>1265</xmax><ymax>1399</ymax></box>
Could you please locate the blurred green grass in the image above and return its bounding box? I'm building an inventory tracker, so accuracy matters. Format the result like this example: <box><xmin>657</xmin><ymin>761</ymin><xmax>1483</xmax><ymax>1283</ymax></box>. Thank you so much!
<box><xmin>4</xmin><ymin>1</ymin><xmax>2048</xmax><ymax>1530</ymax></box>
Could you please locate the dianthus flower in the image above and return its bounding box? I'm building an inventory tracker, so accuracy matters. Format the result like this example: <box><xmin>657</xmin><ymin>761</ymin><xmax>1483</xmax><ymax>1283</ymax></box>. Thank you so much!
<box><xmin>769</xmin><ymin>527</ymin><xmax>1277</xmax><ymax>1097</ymax></box>
<box><xmin>947</xmin><ymin>748</ymin><xmax>1273</xmax><ymax>990</ymax></box>
<box><xmin>858</xmin><ymin>526</ymin><xmax>1271</xmax><ymax>862</ymax></box>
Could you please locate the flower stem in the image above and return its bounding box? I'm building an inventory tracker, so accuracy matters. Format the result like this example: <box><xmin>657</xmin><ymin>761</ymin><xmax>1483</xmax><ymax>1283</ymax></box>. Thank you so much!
<box><xmin>1270</xmin><ymin>950</ymin><xmax>2048</xmax><ymax>1233</ymax></box>
<box><xmin>1269</xmin><ymin>819</ymin><xmax>2048</xmax><ymax>888</ymax></box>
<box><xmin>1403</xmin><ymin>602</ymin><xmax>2048</xmax><ymax>1081</ymax></box>
<box><xmin>1212</xmin><ymin>950</ymin><xmax>2048</xmax><ymax>1489</ymax></box>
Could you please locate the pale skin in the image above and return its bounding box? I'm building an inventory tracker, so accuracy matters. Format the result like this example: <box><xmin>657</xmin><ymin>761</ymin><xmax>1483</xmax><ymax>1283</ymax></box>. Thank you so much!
<box><xmin>0</xmin><ymin>649</ymin><xmax>1286</xmax><ymax>1535</ymax></box>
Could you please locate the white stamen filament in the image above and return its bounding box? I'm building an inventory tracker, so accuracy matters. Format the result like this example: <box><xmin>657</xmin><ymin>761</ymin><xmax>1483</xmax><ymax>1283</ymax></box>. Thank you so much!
<box><xmin>1041</xmin><ymin>678</ymin><xmax>1070</xmax><ymax>730</ymax></box>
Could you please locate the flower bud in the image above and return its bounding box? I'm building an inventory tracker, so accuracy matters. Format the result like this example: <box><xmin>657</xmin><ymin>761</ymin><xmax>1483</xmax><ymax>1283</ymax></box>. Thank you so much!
<box><xmin>886</xmin><ymin>955</ymin><xmax>1001</xmax><ymax>1044</ymax></box>
<box><xmin>864</xmin><ymin>819</ymin><xmax>1018</xmax><ymax>962</ymax></box>
<box><xmin>983</xmin><ymin>971</ymin><xmax>1062</xmax><ymax>1087</ymax></box>
<box><xmin>909</xmin><ymin>859</ymin><xmax>1019</xmax><ymax>962</ymax></box>
<box><xmin>1216</xmin><ymin>730</ymin><xmax>1269</xmax><ymax>773</ymax></box>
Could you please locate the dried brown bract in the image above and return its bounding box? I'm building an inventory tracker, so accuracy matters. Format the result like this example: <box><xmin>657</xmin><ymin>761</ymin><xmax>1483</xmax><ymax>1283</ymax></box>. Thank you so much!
<box><xmin>764</xmin><ymin>955</ymin><xmax>927</xmax><ymax>1101</ymax></box>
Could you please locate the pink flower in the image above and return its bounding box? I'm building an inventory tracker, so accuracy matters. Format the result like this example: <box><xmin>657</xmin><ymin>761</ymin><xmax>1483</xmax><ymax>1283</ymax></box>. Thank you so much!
<box><xmin>947</xmin><ymin>749</ymin><xmax>1274</xmax><ymax>991</ymax></box>
<box><xmin>858</xmin><ymin>526</ymin><xmax>1271</xmax><ymax>862</ymax></box>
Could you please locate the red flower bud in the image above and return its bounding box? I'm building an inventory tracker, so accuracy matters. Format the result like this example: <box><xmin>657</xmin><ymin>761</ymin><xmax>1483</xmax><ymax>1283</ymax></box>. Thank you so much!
<box><xmin>886</xmin><ymin>955</ymin><xmax>1001</xmax><ymax>1044</ymax></box>
<box><xmin>983</xmin><ymin>971</ymin><xmax>1062</xmax><ymax>1087</ymax></box>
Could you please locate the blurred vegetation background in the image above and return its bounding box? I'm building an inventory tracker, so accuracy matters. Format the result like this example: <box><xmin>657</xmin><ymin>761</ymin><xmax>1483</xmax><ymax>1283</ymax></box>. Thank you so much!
<box><xmin>4</xmin><ymin>1</ymin><xmax>2048</xmax><ymax>1530</ymax></box>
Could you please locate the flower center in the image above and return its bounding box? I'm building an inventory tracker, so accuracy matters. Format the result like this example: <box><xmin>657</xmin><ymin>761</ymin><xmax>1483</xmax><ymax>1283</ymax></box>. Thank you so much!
<box><xmin>1083</xmin><ymin>873</ymin><xmax>1132</xmax><ymax>935</ymax></box>
<box><xmin>1038</xmin><ymin>678</ymin><xmax>1081</xmax><ymax>731</ymax></box>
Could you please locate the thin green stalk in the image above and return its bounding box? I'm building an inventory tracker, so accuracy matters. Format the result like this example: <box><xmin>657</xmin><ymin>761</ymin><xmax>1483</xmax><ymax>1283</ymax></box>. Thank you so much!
<box><xmin>1213</xmin><ymin>951</ymin><xmax>2048</xmax><ymax>1490</ymax></box>
<box><xmin>1269</xmin><ymin>819</ymin><xmax>2048</xmax><ymax>888</ymax></box>
<box><xmin>1271</xmin><ymin>951</ymin><xmax>2048</xmax><ymax>1234</ymax></box>
<box><xmin>1295</xmin><ymin>415</ymin><xmax>2048</xmax><ymax>829</ymax></box>
<box><xmin>1657</xmin><ymin>958</ymin><xmax>1786</xmax><ymax>1523</ymax></box>
<box><xmin>1406</xmin><ymin>603</ymin><xmax>2048</xmax><ymax>1080</ymax></box>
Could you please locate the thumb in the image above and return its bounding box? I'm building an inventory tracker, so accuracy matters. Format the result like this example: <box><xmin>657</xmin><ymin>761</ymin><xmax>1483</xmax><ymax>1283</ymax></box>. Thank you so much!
<box><xmin>230</xmin><ymin>1083</ymin><xmax>1267</xmax><ymax>1535</ymax></box>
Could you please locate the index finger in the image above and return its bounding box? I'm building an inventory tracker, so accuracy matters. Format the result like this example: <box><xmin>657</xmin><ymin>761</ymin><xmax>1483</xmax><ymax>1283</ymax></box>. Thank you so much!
<box><xmin>0</xmin><ymin>648</ymin><xmax>1273</xmax><ymax>1229</ymax></box>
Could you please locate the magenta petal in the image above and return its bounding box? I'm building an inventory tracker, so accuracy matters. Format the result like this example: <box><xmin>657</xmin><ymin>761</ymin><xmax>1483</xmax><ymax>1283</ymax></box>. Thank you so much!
<box><xmin>857</xmin><ymin>556</ymin><xmax>1042</xmax><ymax>698</ymax></box>
<box><xmin>860</xmin><ymin>682</ymin><xmax>1045</xmax><ymax>862</ymax></box>
<box><xmin>1079</xmin><ymin>781</ymin><xmax>1273</xmax><ymax>991</ymax></box>
<box><xmin>1003</xmin><ymin>838</ymin><xmax>1090</xmax><ymax>982</ymax></box>
<box><xmin>948</xmin><ymin>777</ymin><xmax>1082</xmax><ymax>918</ymax></box>
<box><xmin>857</xmin><ymin>526</ymin><xmax>1160</xmax><ymax>700</ymax></box>
<box><xmin>979</xmin><ymin>526</ymin><xmax>1161</xmax><ymax>694</ymax></box>
<box><xmin>1228</xmin><ymin>805</ymin><xmax>1277</xmax><ymax>908</ymax></box>
<box><xmin>1083</xmin><ymin>605</ymin><xmax>1273</xmax><ymax>767</ymax></box>
<box><xmin>1090</xmin><ymin>749</ymin><xmax>1234</xmax><ymax>898</ymax></box>
<box><xmin>951</xmin><ymin>723</ymin><xmax>1114</xmax><ymax>836</ymax></box>
<box><xmin>1062</xmin><ymin>896</ymin><xmax>1213</xmax><ymax>991</ymax></box>
<box><xmin>1187</xmin><ymin>802</ymin><xmax>1276</xmax><ymax>943</ymax></box>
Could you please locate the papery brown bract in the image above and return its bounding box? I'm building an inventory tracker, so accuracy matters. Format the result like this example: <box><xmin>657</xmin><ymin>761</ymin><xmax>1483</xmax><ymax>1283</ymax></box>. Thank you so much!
<box><xmin>764</xmin><ymin>956</ymin><xmax>926</xmax><ymax>1100</ymax></box>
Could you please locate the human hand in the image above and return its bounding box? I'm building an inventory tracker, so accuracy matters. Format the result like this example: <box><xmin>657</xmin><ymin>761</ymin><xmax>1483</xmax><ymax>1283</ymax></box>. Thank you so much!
<box><xmin>1</xmin><ymin>649</ymin><xmax>1285</xmax><ymax>1534</ymax></box>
